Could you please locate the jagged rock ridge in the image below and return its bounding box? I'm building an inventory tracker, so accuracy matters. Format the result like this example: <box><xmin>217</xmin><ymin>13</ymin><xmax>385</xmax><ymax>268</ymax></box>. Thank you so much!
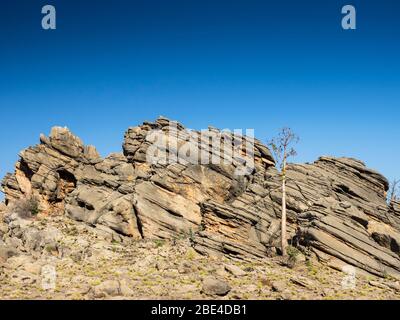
<box><xmin>1</xmin><ymin>117</ymin><xmax>400</xmax><ymax>279</ymax></box>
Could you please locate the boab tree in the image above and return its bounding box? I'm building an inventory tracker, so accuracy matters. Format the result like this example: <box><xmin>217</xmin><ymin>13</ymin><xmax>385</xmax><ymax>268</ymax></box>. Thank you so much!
<box><xmin>268</xmin><ymin>128</ymin><xmax>299</xmax><ymax>257</ymax></box>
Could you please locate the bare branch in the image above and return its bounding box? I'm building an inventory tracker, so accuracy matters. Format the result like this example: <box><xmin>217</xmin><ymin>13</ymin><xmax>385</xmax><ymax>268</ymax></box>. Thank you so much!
<box><xmin>267</xmin><ymin>127</ymin><xmax>299</xmax><ymax>171</ymax></box>
<box><xmin>388</xmin><ymin>179</ymin><xmax>400</xmax><ymax>204</ymax></box>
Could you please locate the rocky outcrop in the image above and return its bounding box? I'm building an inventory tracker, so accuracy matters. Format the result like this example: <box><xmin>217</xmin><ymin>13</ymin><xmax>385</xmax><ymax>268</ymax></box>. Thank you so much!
<box><xmin>285</xmin><ymin>158</ymin><xmax>400</xmax><ymax>278</ymax></box>
<box><xmin>1</xmin><ymin>117</ymin><xmax>399</xmax><ymax>279</ymax></box>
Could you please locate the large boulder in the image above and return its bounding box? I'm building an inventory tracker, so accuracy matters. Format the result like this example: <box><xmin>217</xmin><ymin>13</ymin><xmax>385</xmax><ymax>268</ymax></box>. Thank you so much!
<box><xmin>202</xmin><ymin>277</ymin><xmax>231</xmax><ymax>296</ymax></box>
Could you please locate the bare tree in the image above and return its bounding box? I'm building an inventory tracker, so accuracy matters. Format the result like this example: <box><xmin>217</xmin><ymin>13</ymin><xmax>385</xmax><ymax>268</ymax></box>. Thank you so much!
<box><xmin>268</xmin><ymin>128</ymin><xmax>299</xmax><ymax>257</ymax></box>
<box><xmin>388</xmin><ymin>179</ymin><xmax>399</xmax><ymax>203</ymax></box>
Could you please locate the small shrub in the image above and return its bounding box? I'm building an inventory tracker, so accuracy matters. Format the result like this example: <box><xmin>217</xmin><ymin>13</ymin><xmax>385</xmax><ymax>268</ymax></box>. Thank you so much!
<box><xmin>185</xmin><ymin>248</ymin><xmax>197</xmax><ymax>261</ymax></box>
<box><xmin>286</xmin><ymin>245</ymin><xmax>301</xmax><ymax>269</ymax></box>
<box><xmin>287</xmin><ymin>245</ymin><xmax>301</xmax><ymax>258</ymax></box>
<box><xmin>306</xmin><ymin>259</ymin><xmax>318</xmax><ymax>276</ymax></box>
<box><xmin>11</xmin><ymin>195</ymin><xmax>40</xmax><ymax>218</ymax></box>
<box><xmin>188</xmin><ymin>228</ymin><xmax>196</xmax><ymax>243</ymax></box>
<box><xmin>154</xmin><ymin>239</ymin><xmax>166</xmax><ymax>248</ymax></box>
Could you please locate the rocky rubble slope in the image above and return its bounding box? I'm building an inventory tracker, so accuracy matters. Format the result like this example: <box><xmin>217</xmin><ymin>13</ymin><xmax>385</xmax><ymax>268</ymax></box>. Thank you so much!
<box><xmin>1</xmin><ymin>213</ymin><xmax>399</xmax><ymax>300</ymax></box>
<box><xmin>1</xmin><ymin>117</ymin><xmax>400</xmax><ymax>282</ymax></box>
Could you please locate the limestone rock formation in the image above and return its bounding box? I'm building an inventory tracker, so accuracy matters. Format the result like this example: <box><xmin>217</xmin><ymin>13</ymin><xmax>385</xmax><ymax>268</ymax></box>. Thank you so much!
<box><xmin>1</xmin><ymin>117</ymin><xmax>399</xmax><ymax>279</ymax></box>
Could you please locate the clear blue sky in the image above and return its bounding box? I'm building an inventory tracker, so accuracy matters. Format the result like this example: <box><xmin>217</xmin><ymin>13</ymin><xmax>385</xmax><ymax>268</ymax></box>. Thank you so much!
<box><xmin>1</xmin><ymin>0</ymin><xmax>399</xmax><ymax>198</ymax></box>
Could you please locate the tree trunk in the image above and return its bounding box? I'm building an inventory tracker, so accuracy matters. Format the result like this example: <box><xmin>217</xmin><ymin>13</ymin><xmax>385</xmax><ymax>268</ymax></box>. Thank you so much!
<box><xmin>281</xmin><ymin>151</ymin><xmax>288</xmax><ymax>257</ymax></box>
<box><xmin>281</xmin><ymin>174</ymin><xmax>287</xmax><ymax>256</ymax></box>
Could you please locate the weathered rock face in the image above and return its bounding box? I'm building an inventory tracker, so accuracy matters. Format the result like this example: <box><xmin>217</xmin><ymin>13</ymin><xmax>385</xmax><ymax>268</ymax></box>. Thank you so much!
<box><xmin>390</xmin><ymin>200</ymin><xmax>400</xmax><ymax>225</ymax></box>
<box><xmin>1</xmin><ymin>117</ymin><xmax>400</xmax><ymax>279</ymax></box>
<box><xmin>285</xmin><ymin>158</ymin><xmax>400</xmax><ymax>278</ymax></box>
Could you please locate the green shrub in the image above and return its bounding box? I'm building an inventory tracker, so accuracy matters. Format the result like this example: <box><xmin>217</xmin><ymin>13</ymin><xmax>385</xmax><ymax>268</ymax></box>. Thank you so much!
<box><xmin>287</xmin><ymin>245</ymin><xmax>301</xmax><ymax>259</ymax></box>
<box><xmin>286</xmin><ymin>245</ymin><xmax>301</xmax><ymax>269</ymax></box>
<box><xmin>154</xmin><ymin>239</ymin><xmax>166</xmax><ymax>248</ymax></box>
